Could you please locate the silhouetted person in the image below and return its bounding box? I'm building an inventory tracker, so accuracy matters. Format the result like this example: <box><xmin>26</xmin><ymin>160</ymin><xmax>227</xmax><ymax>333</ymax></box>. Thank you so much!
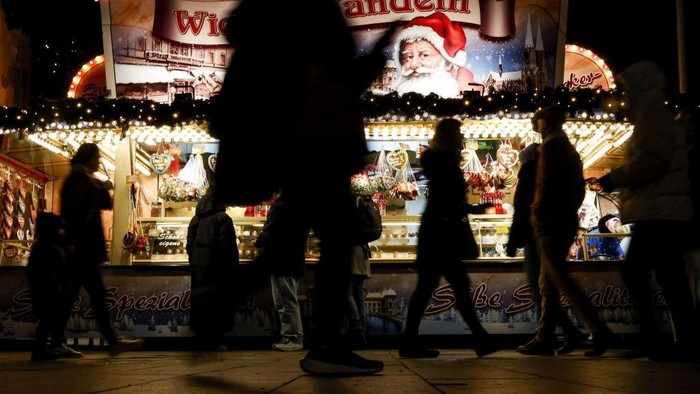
<box><xmin>593</xmin><ymin>61</ymin><xmax>697</xmax><ymax>360</ymax></box>
<box><xmin>255</xmin><ymin>191</ymin><xmax>307</xmax><ymax>352</ymax></box>
<box><xmin>186</xmin><ymin>187</ymin><xmax>238</xmax><ymax>350</ymax></box>
<box><xmin>506</xmin><ymin>139</ymin><xmax>585</xmax><ymax>355</ymax></box>
<box><xmin>518</xmin><ymin>105</ymin><xmax>613</xmax><ymax>357</ymax></box>
<box><xmin>399</xmin><ymin>118</ymin><xmax>498</xmax><ymax>359</ymax></box>
<box><xmin>27</xmin><ymin>212</ymin><xmax>82</xmax><ymax>361</ymax></box>
<box><xmin>209</xmin><ymin>0</ymin><xmax>399</xmax><ymax>375</ymax></box>
<box><xmin>62</xmin><ymin>143</ymin><xmax>142</xmax><ymax>353</ymax></box>
<box><xmin>676</xmin><ymin>106</ymin><xmax>700</xmax><ymax>310</ymax></box>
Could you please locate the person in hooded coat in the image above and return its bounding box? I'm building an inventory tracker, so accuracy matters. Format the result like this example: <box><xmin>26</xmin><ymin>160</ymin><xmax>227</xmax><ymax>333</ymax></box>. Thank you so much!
<box><xmin>186</xmin><ymin>189</ymin><xmax>239</xmax><ymax>350</ymax></box>
<box><xmin>594</xmin><ymin>61</ymin><xmax>698</xmax><ymax>360</ymax></box>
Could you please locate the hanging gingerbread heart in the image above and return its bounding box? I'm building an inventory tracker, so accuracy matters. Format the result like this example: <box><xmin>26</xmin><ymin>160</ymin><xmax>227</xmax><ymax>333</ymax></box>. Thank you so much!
<box><xmin>496</xmin><ymin>143</ymin><xmax>519</xmax><ymax>169</ymax></box>
<box><xmin>26</xmin><ymin>227</ymin><xmax>33</xmax><ymax>240</ymax></box>
<box><xmin>29</xmin><ymin>203</ymin><xmax>37</xmax><ymax>224</ymax></box>
<box><xmin>17</xmin><ymin>199</ymin><xmax>25</xmax><ymax>214</ymax></box>
<box><xmin>16</xmin><ymin>229</ymin><xmax>24</xmax><ymax>240</ymax></box>
<box><xmin>5</xmin><ymin>189</ymin><xmax>14</xmax><ymax>204</ymax></box>
<box><xmin>18</xmin><ymin>178</ymin><xmax>26</xmax><ymax>199</ymax></box>
<box><xmin>208</xmin><ymin>154</ymin><xmax>217</xmax><ymax>172</ymax></box>
<box><xmin>16</xmin><ymin>215</ymin><xmax>25</xmax><ymax>230</ymax></box>
<box><xmin>149</xmin><ymin>154</ymin><xmax>173</xmax><ymax>175</ymax></box>
<box><xmin>386</xmin><ymin>150</ymin><xmax>409</xmax><ymax>171</ymax></box>
<box><xmin>4</xmin><ymin>213</ymin><xmax>13</xmax><ymax>228</ymax></box>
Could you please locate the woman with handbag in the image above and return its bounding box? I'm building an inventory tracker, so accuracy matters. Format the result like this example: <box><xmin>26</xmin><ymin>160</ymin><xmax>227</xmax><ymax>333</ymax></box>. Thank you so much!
<box><xmin>399</xmin><ymin>118</ymin><xmax>499</xmax><ymax>358</ymax></box>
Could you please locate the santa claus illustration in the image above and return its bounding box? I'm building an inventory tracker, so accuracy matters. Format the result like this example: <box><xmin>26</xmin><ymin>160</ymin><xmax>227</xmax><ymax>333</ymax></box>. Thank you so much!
<box><xmin>393</xmin><ymin>12</ymin><xmax>475</xmax><ymax>98</ymax></box>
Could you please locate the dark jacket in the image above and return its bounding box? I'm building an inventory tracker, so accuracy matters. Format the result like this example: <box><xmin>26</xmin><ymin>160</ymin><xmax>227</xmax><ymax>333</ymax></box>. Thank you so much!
<box><xmin>60</xmin><ymin>165</ymin><xmax>111</xmax><ymax>265</ymax></box>
<box><xmin>255</xmin><ymin>195</ymin><xmax>307</xmax><ymax>280</ymax></box>
<box><xmin>186</xmin><ymin>196</ymin><xmax>238</xmax><ymax>271</ymax></box>
<box><xmin>419</xmin><ymin>148</ymin><xmax>482</xmax><ymax>259</ymax></box>
<box><xmin>27</xmin><ymin>213</ymin><xmax>70</xmax><ymax>302</ymax></box>
<box><xmin>531</xmin><ymin>131</ymin><xmax>585</xmax><ymax>238</ymax></box>
<box><xmin>210</xmin><ymin>0</ymin><xmax>397</xmax><ymax>203</ymax></box>
<box><xmin>186</xmin><ymin>195</ymin><xmax>238</xmax><ymax>335</ymax></box>
<box><xmin>506</xmin><ymin>143</ymin><xmax>539</xmax><ymax>254</ymax></box>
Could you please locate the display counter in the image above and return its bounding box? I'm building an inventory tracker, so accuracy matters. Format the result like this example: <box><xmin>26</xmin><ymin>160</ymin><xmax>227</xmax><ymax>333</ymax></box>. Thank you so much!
<box><xmin>0</xmin><ymin>258</ymin><xmax>668</xmax><ymax>342</ymax></box>
<box><xmin>127</xmin><ymin>213</ymin><xmax>515</xmax><ymax>265</ymax></box>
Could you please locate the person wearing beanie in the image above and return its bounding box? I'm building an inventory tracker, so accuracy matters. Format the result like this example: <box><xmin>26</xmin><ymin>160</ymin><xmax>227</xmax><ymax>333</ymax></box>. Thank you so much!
<box><xmin>591</xmin><ymin>61</ymin><xmax>697</xmax><ymax>361</ymax></box>
<box><xmin>393</xmin><ymin>12</ymin><xmax>476</xmax><ymax>97</ymax></box>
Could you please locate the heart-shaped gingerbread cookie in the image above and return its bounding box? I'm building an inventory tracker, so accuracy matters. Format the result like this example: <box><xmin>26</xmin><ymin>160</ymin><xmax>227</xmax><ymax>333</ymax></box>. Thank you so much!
<box><xmin>386</xmin><ymin>150</ymin><xmax>409</xmax><ymax>171</ymax></box>
<box><xmin>208</xmin><ymin>154</ymin><xmax>217</xmax><ymax>172</ymax></box>
<box><xmin>149</xmin><ymin>154</ymin><xmax>173</xmax><ymax>175</ymax></box>
<box><xmin>497</xmin><ymin>145</ymin><xmax>519</xmax><ymax>168</ymax></box>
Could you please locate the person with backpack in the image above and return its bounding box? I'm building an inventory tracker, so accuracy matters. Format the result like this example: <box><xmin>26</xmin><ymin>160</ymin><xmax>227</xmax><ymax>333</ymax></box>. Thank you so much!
<box><xmin>27</xmin><ymin>212</ymin><xmax>83</xmax><ymax>361</ymax></box>
<box><xmin>399</xmin><ymin>118</ymin><xmax>498</xmax><ymax>359</ymax></box>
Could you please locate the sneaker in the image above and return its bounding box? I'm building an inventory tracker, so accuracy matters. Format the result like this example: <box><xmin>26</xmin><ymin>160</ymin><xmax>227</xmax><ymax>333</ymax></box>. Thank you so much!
<box><xmin>47</xmin><ymin>344</ymin><xmax>84</xmax><ymax>359</ymax></box>
<box><xmin>299</xmin><ymin>348</ymin><xmax>384</xmax><ymax>376</ymax></box>
<box><xmin>517</xmin><ymin>339</ymin><xmax>555</xmax><ymax>356</ymax></box>
<box><xmin>31</xmin><ymin>349</ymin><xmax>59</xmax><ymax>362</ymax></box>
<box><xmin>108</xmin><ymin>338</ymin><xmax>143</xmax><ymax>355</ymax></box>
<box><xmin>272</xmin><ymin>340</ymin><xmax>304</xmax><ymax>352</ymax></box>
<box><xmin>399</xmin><ymin>346</ymin><xmax>440</xmax><ymax>358</ymax></box>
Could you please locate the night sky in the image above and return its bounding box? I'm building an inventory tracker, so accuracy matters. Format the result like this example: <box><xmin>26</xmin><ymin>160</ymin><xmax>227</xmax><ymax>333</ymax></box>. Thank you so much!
<box><xmin>2</xmin><ymin>0</ymin><xmax>697</xmax><ymax>102</ymax></box>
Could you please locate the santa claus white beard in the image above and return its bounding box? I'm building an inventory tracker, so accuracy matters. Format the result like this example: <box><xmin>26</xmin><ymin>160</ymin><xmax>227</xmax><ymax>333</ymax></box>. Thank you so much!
<box><xmin>394</xmin><ymin>65</ymin><xmax>461</xmax><ymax>98</ymax></box>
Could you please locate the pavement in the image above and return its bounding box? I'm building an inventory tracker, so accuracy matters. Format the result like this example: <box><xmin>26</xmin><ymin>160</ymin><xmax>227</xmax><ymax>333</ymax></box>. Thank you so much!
<box><xmin>1</xmin><ymin>345</ymin><xmax>700</xmax><ymax>393</ymax></box>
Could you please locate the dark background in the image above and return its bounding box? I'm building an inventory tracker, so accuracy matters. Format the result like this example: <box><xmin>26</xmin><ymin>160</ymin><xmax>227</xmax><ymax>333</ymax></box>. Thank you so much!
<box><xmin>2</xmin><ymin>0</ymin><xmax>697</xmax><ymax>102</ymax></box>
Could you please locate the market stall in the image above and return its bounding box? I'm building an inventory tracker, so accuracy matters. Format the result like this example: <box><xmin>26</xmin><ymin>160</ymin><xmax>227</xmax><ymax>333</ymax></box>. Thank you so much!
<box><xmin>0</xmin><ymin>0</ymin><xmax>669</xmax><ymax>343</ymax></box>
<box><xmin>0</xmin><ymin>89</ymin><xmax>667</xmax><ymax>343</ymax></box>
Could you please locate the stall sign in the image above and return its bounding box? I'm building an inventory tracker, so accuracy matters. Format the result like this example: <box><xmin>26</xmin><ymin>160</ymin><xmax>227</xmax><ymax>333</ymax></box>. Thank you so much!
<box><xmin>563</xmin><ymin>44</ymin><xmax>616</xmax><ymax>90</ymax></box>
<box><xmin>102</xmin><ymin>0</ymin><xmax>565</xmax><ymax>102</ymax></box>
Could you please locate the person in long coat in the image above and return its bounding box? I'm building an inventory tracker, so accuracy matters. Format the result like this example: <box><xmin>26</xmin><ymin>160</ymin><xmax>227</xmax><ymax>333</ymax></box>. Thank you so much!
<box><xmin>62</xmin><ymin>143</ymin><xmax>141</xmax><ymax>352</ymax></box>
<box><xmin>595</xmin><ymin>61</ymin><xmax>698</xmax><ymax>360</ymax></box>
<box><xmin>186</xmin><ymin>190</ymin><xmax>239</xmax><ymax>349</ymax></box>
<box><xmin>209</xmin><ymin>0</ymin><xmax>398</xmax><ymax>375</ymax></box>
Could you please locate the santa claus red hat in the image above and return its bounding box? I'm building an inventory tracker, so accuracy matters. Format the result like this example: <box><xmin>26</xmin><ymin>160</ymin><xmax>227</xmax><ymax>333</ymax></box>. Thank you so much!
<box><xmin>393</xmin><ymin>12</ymin><xmax>467</xmax><ymax>68</ymax></box>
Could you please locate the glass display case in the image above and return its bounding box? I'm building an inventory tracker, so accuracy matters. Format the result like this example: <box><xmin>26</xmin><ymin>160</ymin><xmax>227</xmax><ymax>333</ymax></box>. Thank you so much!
<box><xmin>130</xmin><ymin>213</ymin><xmax>514</xmax><ymax>264</ymax></box>
<box><xmin>470</xmin><ymin>214</ymin><xmax>513</xmax><ymax>259</ymax></box>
